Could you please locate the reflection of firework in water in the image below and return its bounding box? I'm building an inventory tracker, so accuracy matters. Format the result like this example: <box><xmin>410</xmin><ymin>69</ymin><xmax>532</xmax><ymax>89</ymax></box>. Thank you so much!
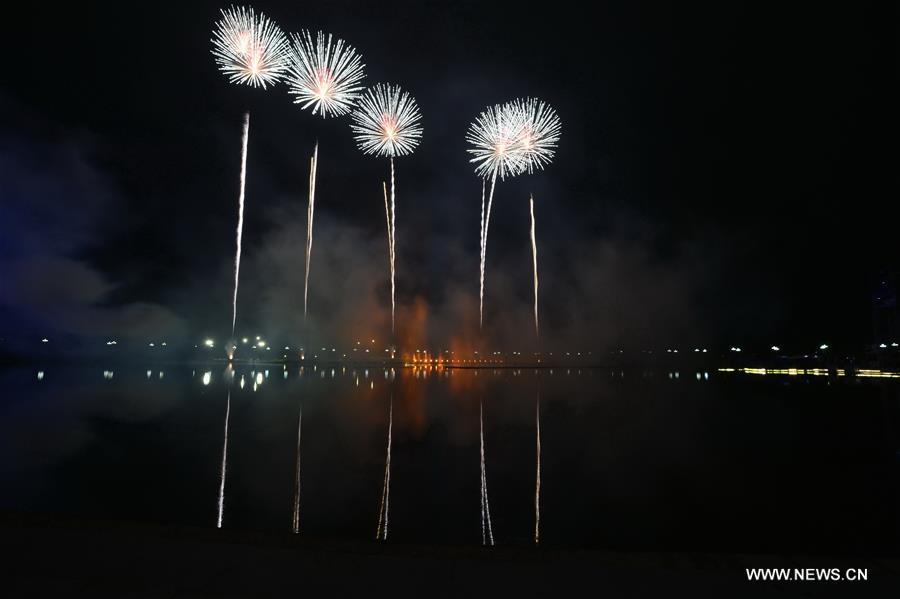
<box><xmin>351</xmin><ymin>84</ymin><xmax>423</xmax><ymax>336</ymax></box>
<box><xmin>286</xmin><ymin>30</ymin><xmax>366</xmax><ymax>118</ymax></box>
<box><xmin>292</xmin><ymin>403</ymin><xmax>302</xmax><ymax>534</ymax></box>
<box><xmin>376</xmin><ymin>395</ymin><xmax>393</xmax><ymax>541</ymax></box>
<box><xmin>216</xmin><ymin>389</ymin><xmax>231</xmax><ymax>528</ymax></box>
<box><xmin>480</xmin><ymin>399</ymin><xmax>494</xmax><ymax>546</ymax></box>
<box><xmin>211</xmin><ymin>5</ymin><xmax>290</xmax><ymax>89</ymax></box>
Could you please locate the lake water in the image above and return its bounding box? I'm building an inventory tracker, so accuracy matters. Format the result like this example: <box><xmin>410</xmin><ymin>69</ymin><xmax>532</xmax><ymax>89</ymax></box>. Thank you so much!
<box><xmin>1</xmin><ymin>363</ymin><xmax>898</xmax><ymax>554</ymax></box>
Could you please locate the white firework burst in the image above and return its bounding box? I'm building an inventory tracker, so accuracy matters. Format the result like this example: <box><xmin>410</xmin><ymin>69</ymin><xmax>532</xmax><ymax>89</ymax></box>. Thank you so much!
<box><xmin>351</xmin><ymin>83</ymin><xmax>423</xmax><ymax>157</ymax></box>
<box><xmin>286</xmin><ymin>30</ymin><xmax>366</xmax><ymax>118</ymax></box>
<box><xmin>466</xmin><ymin>102</ymin><xmax>528</xmax><ymax>180</ymax></box>
<box><xmin>510</xmin><ymin>98</ymin><xmax>562</xmax><ymax>174</ymax></box>
<box><xmin>211</xmin><ymin>5</ymin><xmax>290</xmax><ymax>89</ymax></box>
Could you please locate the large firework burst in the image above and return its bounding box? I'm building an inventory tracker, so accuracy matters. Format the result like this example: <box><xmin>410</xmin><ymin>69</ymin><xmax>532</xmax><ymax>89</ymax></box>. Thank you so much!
<box><xmin>351</xmin><ymin>83</ymin><xmax>423</xmax><ymax>336</ymax></box>
<box><xmin>466</xmin><ymin>102</ymin><xmax>527</xmax><ymax>181</ymax></box>
<box><xmin>211</xmin><ymin>5</ymin><xmax>290</xmax><ymax>89</ymax></box>
<box><xmin>510</xmin><ymin>97</ymin><xmax>562</xmax><ymax>174</ymax></box>
<box><xmin>351</xmin><ymin>83</ymin><xmax>423</xmax><ymax>157</ymax></box>
<box><xmin>286</xmin><ymin>30</ymin><xmax>366</xmax><ymax>118</ymax></box>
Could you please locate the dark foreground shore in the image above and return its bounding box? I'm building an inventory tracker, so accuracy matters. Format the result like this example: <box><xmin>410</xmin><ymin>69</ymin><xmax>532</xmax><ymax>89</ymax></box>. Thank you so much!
<box><xmin>2</xmin><ymin>512</ymin><xmax>898</xmax><ymax>598</ymax></box>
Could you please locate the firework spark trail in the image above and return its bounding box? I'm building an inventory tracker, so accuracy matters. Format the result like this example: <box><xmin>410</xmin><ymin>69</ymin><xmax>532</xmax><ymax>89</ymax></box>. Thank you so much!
<box><xmin>479</xmin><ymin>169</ymin><xmax>498</xmax><ymax>329</ymax></box>
<box><xmin>467</xmin><ymin>102</ymin><xmax>525</xmax><ymax>329</ymax></box>
<box><xmin>530</xmin><ymin>196</ymin><xmax>539</xmax><ymax>337</ymax></box>
<box><xmin>389</xmin><ymin>157</ymin><xmax>396</xmax><ymax>334</ymax></box>
<box><xmin>292</xmin><ymin>404</ymin><xmax>302</xmax><ymax>534</ymax></box>
<box><xmin>351</xmin><ymin>83</ymin><xmax>422</xmax><ymax>337</ymax></box>
<box><xmin>535</xmin><ymin>392</ymin><xmax>542</xmax><ymax>544</ymax></box>
<box><xmin>217</xmin><ymin>389</ymin><xmax>232</xmax><ymax>529</ymax></box>
<box><xmin>229</xmin><ymin>113</ymin><xmax>250</xmax><ymax>339</ymax></box>
<box><xmin>303</xmin><ymin>143</ymin><xmax>318</xmax><ymax>322</ymax></box>
<box><xmin>376</xmin><ymin>395</ymin><xmax>393</xmax><ymax>540</ymax></box>
<box><xmin>480</xmin><ymin>399</ymin><xmax>494</xmax><ymax>546</ymax></box>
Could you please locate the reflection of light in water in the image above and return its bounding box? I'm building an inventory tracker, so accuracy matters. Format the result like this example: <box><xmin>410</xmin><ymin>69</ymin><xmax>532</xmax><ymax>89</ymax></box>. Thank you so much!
<box><xmin>480</xmin><ymin>399</ymin><xmax>494</xmax><ymax>546</ymax></box>
<box><xmin>146</xmin><ymin>370</ymin><xmax>152</xmax><ymax>379</ymax></box>
<box><xmin>217</xmin><ymin>389</ymin><xmax>231</xmax><ymax>528</ymax></box>
<box><xmin>355</xmin><ymin>377</ymin><xmax>359</xmax><ymax>387</ymax></box>
<box><xmin>284</xmin><ymin>370</ymin><xmax>288</xmax><ymax>379</ymax></box>
<box><xmin>37</xmin><ymin>371</ymin><xmax>44</xmax><ymax>381</ymax></box>
<box><xmin>265</xmin><ymin>370</ymin><xmax>269</xmax><ymax>379</ymax></box>
<box><xmin>721</xmin><ymin>367</ymin><xmax>900</xmax><ymax>379</ymax></box>
<box><xmin>202</xmin><ymin>372</ymin><xmax>212</xmax><ymax>386</ymax></box>
<box><xmin>159</xmin><ymin>371</ymin><xmax>164</xmax><ymax>379</ymax></box>
<box><xmin>376</xmin><ymin>395</ymin><xmax>393</xmax><ymax>541</ymax></box>
<box><xmin>256</xmin><ymin>372</ymin><xmax>263</xmax><ymax>385</ymax></box>
<box><xmin>370</xmin><ymin>381</ymin><xmax>374</xmax><ymax>390</ymax></box>
<box><xmin>292</xmin><ymin>404</ymin><xmax>302</xmax><ymax>534</ymax></box>
<box><xmin>103</xmin><ymin>371</ymin><xmax>114</xmax><ymax>380</ymax></box>
<box><xmin>240</xmin><ymin>375</ymin><xmax>245</xmax><ymax>389</ymax></box>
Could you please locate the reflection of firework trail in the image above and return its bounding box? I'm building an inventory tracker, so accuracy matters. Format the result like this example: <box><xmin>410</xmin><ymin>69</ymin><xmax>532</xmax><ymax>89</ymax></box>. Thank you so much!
<box><xmin>303</xmin><ymin>144</ymin><xmax>318</xmax><ymax>322</ymax></box>
<box><xmin>292</xmin><ymin>404</ymin><xmax>302</xmax><ymax>534</ymax></box>
<box><xmin>231</xmin><ymin>113</ymin><xmax>250</xmax><ymax>338</ymax></box>
<box><xmin>376</xmin><ymin>394</ymin><xmax>393</xmax><ymax>540</ymax></box>
<box><xmin>480</xmin><ymin>399</ymin><xmax>494</xmax><ymax>546</ymax></box>
<box><xmin>534</xmin><ymin>392</ymin><xmax>541</xmax><ymax>544</ymax></box>
<box><xmin>383</xmin><ymin>181</ymin><xmax>395</xmax><ymax>334</ymax></box>
<box><xmin>530</xmin><ymin>196</ymin><xmax>539</xmax><ymax>337</ymax></box>
<box><xmin>217</xmin><ymin>389</ymin><xmax>232</xmax><ymax>528</ymax></box>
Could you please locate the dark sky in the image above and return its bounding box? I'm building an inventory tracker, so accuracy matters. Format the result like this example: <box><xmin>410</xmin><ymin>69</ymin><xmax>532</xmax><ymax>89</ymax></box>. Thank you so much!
<box><xmin>1</xmin><ymin>1</ymin><xmax>897</xmax><ymax>354</ymax></box>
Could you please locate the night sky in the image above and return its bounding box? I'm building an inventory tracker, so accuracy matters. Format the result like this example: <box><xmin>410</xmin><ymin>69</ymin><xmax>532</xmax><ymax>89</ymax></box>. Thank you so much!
<box><xmin>1</xmin><ymin>1</ymin><xmax>897</xmax><ymax>354</ymax></box>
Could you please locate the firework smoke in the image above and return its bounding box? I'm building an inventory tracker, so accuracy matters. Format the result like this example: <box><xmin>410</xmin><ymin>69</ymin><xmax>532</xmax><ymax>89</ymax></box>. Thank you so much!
<box><xmin>376</xmin><ymin>394</ymin><xmax>393</xmax><ymax>541</ymax></box>
<box><xmin>211</xmin><ymin>5</ymin><xmax>290</xmax><ymax>89</ymax></box>
<box><xmin>480</xmin><ymin>399</ymin><xmax>494</xmax><ymax>546</ymax></box>
<box><xmin>216</xmin><ymin>388</ymin><xmax>231</xmax><ymax>528</ymax></box>
<box><xmin>351</xmin><ymin>83</ymin><xmax>422</xmax><ymax>338</ymax></box>
<box><xmin>303</xmin><ymin>144</ymin><xmax>318</xmax><ymax>323</ymax></box>
<box><xmin>292</xmin><ymin>404</ymin><xmax>302</xmax><ymax>534</ymax></box>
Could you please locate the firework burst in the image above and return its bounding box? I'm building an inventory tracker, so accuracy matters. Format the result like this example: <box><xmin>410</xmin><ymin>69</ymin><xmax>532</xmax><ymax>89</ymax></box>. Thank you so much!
<box><xmin>286</xmin><ymin>30</ymin><xmax>366</xmax><ymax>118</ymax></box>
<box><xmin>466</xmin><ymin>102</ymin><xmax>528</xmax><ymax>180</ymax></box>
<box><xmin>351</xmin><ymin>83</ymin><xmax>423</xmax><ymax>157</ymax></box>
<box><xmin>509</xmin><ymin>97</ymin><xmax>562</xmax><ymax>174</ymax></box>
<box><xmin>351</xmin><ymin>84</ymin><xmax>423</xmax><ymax>336</ymax></box>
<box><xmin>211</xmin><ymin>5</ymin><xmax>290</xmax><ymax>89</ymax></box>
